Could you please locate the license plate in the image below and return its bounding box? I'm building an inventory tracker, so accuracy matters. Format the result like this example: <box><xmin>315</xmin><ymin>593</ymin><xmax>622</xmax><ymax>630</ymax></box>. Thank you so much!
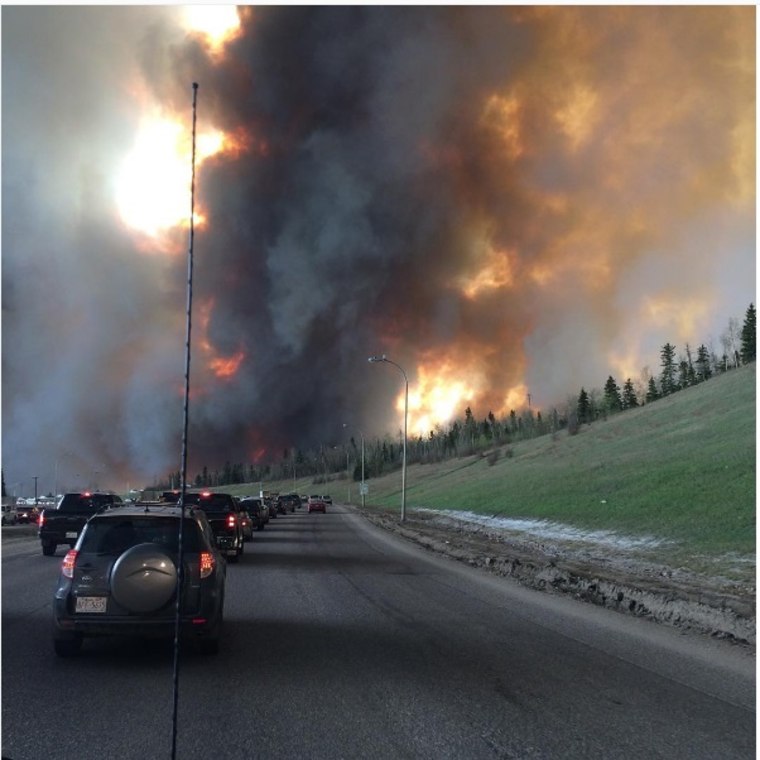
<box><xmin>75</xmin><ymin>596</ymin><xmax>107</xmax><ymax>614</ymax></box>
<box><xmin>65</xmin><ymin>531</ymin><xmax>78</xmax><ymax>539</ymax></box>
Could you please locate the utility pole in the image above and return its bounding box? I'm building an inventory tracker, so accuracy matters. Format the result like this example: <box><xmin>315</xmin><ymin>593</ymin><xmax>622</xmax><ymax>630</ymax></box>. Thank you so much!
<box><xmin>33</xmin><ymin>476</ymin><xmax>38</xmax><ymax>506</ymax></box>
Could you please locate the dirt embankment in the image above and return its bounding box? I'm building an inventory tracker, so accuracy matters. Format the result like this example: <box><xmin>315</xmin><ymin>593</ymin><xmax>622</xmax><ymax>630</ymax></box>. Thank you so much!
<box><xmin>356</xmin><ymin>507</ymin><xmax>755</xmax><ymax>647</ymax></box>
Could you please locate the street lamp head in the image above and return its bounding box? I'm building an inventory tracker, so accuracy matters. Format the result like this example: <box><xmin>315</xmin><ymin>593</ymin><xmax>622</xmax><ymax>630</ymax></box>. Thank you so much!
<box><xmin>368</xmin><ymin>354</ymin><xmax>386</xmax><ymax>363</ymax></box>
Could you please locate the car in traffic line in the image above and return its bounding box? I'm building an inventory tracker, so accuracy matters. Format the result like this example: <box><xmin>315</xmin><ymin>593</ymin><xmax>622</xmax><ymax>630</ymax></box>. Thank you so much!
<box><xmin>307</xmin><ymin>496</ymin><xmax>327</xmax><ymax>514</ymax></box>
<box><xmin>1</xmin><ymin>504</ymin><xmax>18</xmax><ymax>525</ymax></box>
<box><xmin>52</xmin><ymin>503</ymin><xmax>226</xmax><ymax>657</ymax></box>
<box><xmin>161</xmin><ymin>491</ymin><xmax>244</xmax><ymax>562</ymax></box>
<box><xmin>238</xmin><ymin>502</ymin><xmax>254</xmax><ymax>541</ymax></box>
<box><xmin>240</xmin><ymin>497</ymin><xmax>268</xmax><ymax>530</ymax></box>
<box><xmin>16</xmin><ymin>502</ymin><xmax>40</xmax><ymax>524</ymax></box>
<box><xmin>278</xmin><ymin>493</ymin><xmax>300</xmax><ymax>513</ymax></box>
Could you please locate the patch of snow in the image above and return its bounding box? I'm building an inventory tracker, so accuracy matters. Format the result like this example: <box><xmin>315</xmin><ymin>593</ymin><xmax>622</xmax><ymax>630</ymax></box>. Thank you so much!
<box><xmin>416</xmin><ymin>508</ymin><xmax>671</xmax><ymax>550</ymax></box>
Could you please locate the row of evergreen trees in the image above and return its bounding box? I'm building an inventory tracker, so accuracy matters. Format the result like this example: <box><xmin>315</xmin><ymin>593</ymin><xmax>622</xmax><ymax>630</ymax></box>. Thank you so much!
<box><xmin>158</xmin><ymin>304</ymin><xmax>755</xmax><ymax>490</ymax></box>
<box><xmin>576</xmin><ymin>303</ymin><xmax>755</xmax><ymax>424</ymax></box>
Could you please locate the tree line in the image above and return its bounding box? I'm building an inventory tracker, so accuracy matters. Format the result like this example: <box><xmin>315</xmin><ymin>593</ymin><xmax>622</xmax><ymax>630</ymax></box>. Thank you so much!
<box><xmin>156</xmin><ymin>303</ymin><xmax>755</xmax><ymax>491</ymax></box>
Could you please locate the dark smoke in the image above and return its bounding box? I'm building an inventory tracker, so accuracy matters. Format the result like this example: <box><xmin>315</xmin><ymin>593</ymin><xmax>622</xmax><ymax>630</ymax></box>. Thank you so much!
<box><xmin>2</xmin><ymin>7</ymin><xmax>754</xmax><ymax>494</ymax></box>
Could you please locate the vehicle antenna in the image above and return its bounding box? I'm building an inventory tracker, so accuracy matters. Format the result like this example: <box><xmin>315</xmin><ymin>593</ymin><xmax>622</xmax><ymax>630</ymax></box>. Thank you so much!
<box><xmin>171</xmin><ymin>81</ymin><xmax>199</xmax><ymax>760</ymax></box>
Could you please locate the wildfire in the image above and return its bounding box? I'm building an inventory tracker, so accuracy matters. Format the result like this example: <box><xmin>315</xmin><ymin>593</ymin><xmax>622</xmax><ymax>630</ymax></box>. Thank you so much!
<box><xmin>460</xmin><ymin>244</ymin><xmax>516</xmax><ymax>299</ymax></box>
<box><xmin>501</xmin><ymin>384</ymin><xmax>530</xmax><ymax>413</ymax></box>
<box><xmin>400</xmin><ymin>360</ymin><xmax>481</xmax><ymax>437</ymax></box>
<box><xmin>196</xmin><ymin>298</ymin><xmax>246</xmax><ymax>381</ymax></box>
<box><xmin>209</xmin><ymin>351</ymin><xmax>245</xmax><ymax>379</ymax></box>
<box><xmin>384</xmin><ymin>348</ymin><xmax>536</xmax><ymax>438</ymax></box>
<box><xmin>181</xmin><ymin>5</ymin><xmax>242</xmax><ymax>57</ymax></box>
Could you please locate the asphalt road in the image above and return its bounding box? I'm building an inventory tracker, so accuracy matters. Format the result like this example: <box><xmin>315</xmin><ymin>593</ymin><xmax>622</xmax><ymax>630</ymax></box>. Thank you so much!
<box><xmin>1</xmin><ymin>506</ymin><xmax>754</xmax><ymax>759</ymax></box>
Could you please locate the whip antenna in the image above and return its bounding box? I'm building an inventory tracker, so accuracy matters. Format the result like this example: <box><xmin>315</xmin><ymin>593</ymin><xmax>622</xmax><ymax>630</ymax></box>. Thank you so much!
<box><xmin>171</xmin><ymin>80</ymin><xmax>199</xmax><ymax>760</ymax></box>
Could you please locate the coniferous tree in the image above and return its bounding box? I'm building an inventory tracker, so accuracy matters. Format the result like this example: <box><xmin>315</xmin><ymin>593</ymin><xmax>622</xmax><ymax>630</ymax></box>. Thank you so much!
<box><xmin>741</xmin><ymin>303</ymin><xmax>756</xmax><ymax>363</ymax></box>
<box><xmin>659</xmin><ymin>342</ymin><xmax>677</xmax><ymax>396</ymax></box>
<box><xmin>646</xmin><ymin>376</ymin><xmax>660</xmax><ymax>403</ymax></box>
<box><xmin>577</xmin><ymin>387</ymin><xmax>591</xmax><ymax>423</ymax></box>
<box><xmin>603</xmin><ymin>376</ymin><xmax>623</xmax><ymax>412</ymax></box>
<box><xmin>695</xmin><ymin>344</ymin><xmax>712</xmax><ymax>382</ymax></box>
<box><xmin>622</xmin><ymin>378</ymin><xmax>639</xmax><ymax>408</ymax></box>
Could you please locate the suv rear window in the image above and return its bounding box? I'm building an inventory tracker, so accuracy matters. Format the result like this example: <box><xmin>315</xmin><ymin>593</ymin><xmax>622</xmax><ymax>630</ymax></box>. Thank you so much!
<box><xmin>57</xmin><ymin>493</ymin><xmax>122</xmax><ymax>513</ymax></box>
<box><xmin>79</xmin><ymin>516</ymin><xmax>203</xmax><ymax>555</ymax></box>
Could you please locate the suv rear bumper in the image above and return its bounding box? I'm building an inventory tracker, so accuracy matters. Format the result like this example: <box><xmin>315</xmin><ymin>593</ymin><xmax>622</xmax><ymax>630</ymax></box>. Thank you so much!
<box><xmin>53</xmin><ymin>590</ymin><xmax>222</xmax><ymax>639</ymax></box>
<box><xmin>53</xmin><ymin>614</ymin><xmax>218</xmax><ymax>639</ymax></box>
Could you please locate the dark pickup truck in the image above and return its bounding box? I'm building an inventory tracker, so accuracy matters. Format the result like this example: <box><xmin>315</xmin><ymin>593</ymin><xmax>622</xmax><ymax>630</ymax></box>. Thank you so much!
<box><xmin>38</xmin><ymin>491</ymin><xmax>123</xmax><ymax>556</ymax></box>
<box><xmin>161</xmin><ymin>491</ymin><xmax>244</xmax><ymax>563</ymax></box>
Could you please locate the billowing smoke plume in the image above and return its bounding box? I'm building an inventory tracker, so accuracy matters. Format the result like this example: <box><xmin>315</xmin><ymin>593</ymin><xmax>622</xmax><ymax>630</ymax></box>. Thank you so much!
<box><xmin>2</xmin><ymin>7</ymin><xmax>754</xmax><ymax>493</ymax></box>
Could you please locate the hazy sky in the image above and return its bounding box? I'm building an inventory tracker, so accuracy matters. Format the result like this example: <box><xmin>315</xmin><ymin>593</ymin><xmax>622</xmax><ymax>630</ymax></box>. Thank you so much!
<box><xmin>2</xmin><ymin>6</ymin><xmax>755</xmax><ymax>494</ymax></box>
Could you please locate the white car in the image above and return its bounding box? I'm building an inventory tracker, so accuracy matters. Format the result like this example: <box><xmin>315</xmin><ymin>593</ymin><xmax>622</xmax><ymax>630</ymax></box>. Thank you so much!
<box><xmin>1</xmin><ymin>504</ymin><xmax>18</xmax><ymax>525</ymax></box>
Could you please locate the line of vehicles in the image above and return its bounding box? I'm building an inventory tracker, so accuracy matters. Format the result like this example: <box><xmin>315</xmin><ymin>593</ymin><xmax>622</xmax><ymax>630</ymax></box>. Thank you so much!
<box><xmin>25</xmin><ymin>489</ymin><xmax>333</xmax><ymax>657</ymax></box>
<box><xmin>2</xmin><ymin>500</ymin><xmax>48</xmax><ymax>525</ymax></box>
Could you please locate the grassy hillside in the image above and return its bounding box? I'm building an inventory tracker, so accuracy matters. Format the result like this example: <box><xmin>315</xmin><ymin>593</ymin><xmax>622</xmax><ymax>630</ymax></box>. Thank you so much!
<box><xmin>249</xmin><ymin>364</ymin><xmax>755</xmax><ymax>570</ymax></box>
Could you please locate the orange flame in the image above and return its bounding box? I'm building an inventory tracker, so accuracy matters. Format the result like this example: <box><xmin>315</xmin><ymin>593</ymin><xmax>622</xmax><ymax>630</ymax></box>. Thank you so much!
<box><xmin>210</xmin><ymin>351</ymin><xmax>245</xmax><ymax>379</ymax></box>
<box><xmin>381</xmin><ymin>345</ymin><xmax>535</xmax><ymax>438</ymax></box>
<box><xmin>195</xmin><ymin>298</ymin><xmax>246</xmax><ymax>381</ymax></box>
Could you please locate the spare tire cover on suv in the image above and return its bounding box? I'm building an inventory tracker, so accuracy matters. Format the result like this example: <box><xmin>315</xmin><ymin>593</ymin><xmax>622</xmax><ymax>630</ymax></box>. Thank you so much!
<box><xmin>110</xmin><ymin>543</ymin><xmax>177</xmax><ymax>613</ymax></box>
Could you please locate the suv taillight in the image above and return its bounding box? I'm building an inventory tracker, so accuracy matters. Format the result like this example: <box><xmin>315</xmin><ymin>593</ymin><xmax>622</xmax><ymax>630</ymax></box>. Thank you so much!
<box><xmin>199</xmin><ymin>552</ymin><xmax>214</xmax><ymax>579</ymax></box>
<box><xmin>227</xmin><ymin>514</ymin><xmax>236</xmax><ymax>528</ymax></box>
<box><xmin>62</xmin><ymin>549</ymin><xmax>78</xmax><ymax>578</ymax></box>
<box><xmin>38</xmin><ymin>513</ymin><xmax>45</xmax><ymax>527</ymax></box>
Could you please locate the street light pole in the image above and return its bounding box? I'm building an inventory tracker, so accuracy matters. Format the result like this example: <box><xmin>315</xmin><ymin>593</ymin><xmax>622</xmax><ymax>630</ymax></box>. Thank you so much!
<box><xmin>368</xmin><ymin>354</ymin><xmax>408</xmax><ymax>522</ymax></box>
<box><xmin>343</xmin><ymin>423</ymin><xmax>366</xmax><ymax>508</ymax></box>
<box><xmin>346</xmin><ymin>450</ymin><xmax>350</xmax><ymax>503</ymax></box>
<box><xmin>361</xmin><ymin>433</ymin><xmax>365</xmax><ymax>508</ymax></box>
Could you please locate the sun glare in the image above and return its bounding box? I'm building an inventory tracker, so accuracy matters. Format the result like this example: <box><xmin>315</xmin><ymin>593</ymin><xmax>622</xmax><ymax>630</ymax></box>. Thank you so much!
<box><xmin>115</xmin><ymin>115</ymin><xmax>228</xmax><ymax>240</ymax></box>
<box><xmin>116</xmin><ymin>118</ymin><xmax>189</xmax><ymax>237</ymax></box>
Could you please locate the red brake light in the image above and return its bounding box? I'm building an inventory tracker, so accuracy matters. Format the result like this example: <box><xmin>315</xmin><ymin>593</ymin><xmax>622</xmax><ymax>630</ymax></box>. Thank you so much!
<box><xmin>201</xmin><ymin>491</ymin><xmax>212</xmax><ymax>498</ymax></box>
<box><xmin>62</xmin><ymin>549</ymin><xmax>78</xmax><ymax>578</ymax></box>
<box><xmin>199</xmin><ymin>552</ymin><xmax>214</xmax><ymax>579</ymax></box>
<box><xmin>82</xmin><ymin>491</ymin><xmax>91</xmax><ymax>497</ymax></box>
<box><xmin>227</xmin><ymin>514</ymin><xmax>236</xmax><ymax>528</ymax></box>
<box><xmin>38</xmin><ymin>513</ymin><xmax>45</xmax><ymax>528</ymax></box>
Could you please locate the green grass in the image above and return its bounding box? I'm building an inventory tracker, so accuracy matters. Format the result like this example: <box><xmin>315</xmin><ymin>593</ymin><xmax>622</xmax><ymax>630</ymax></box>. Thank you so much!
<box><xmin>254</xmin><ymin>365</ymin><xmax>756</xmax><ymax>577</ymax></box>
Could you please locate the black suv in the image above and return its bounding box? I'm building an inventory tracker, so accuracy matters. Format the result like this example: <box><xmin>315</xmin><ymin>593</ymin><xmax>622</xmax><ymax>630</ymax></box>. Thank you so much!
<box><xmin>52</xmin><ymin>503</ymin><xmax>226</xmax><ymax>656</ymax></box>
<box><xmin>162</xmin><ymin>491</ymin><xmax>244</xmax><ymax>562</ymax></box>
<box><xmin>39</xmin><ymin>491</ymin><xmax>124</xmax><ymax>556</ymax></box>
